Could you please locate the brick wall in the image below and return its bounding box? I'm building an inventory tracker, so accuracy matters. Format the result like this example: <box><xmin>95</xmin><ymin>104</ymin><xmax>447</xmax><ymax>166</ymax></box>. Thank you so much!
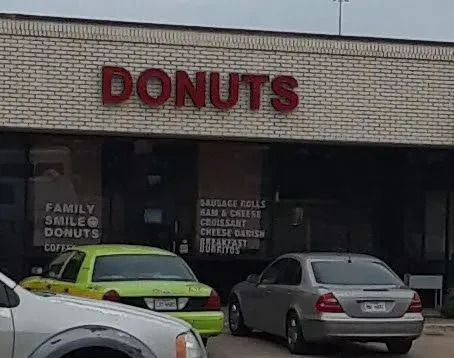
<box><xmin>0</xmin><ymin>15</ymin><xmax>453</xmax><ymax>146</ymax></box>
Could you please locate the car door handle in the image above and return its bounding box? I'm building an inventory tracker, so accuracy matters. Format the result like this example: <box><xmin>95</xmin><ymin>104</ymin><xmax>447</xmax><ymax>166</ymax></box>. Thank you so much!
<box><xmin>265</xmin><ymin>289</ymin><xmax>272</xmax><ymax>294</ymax></box>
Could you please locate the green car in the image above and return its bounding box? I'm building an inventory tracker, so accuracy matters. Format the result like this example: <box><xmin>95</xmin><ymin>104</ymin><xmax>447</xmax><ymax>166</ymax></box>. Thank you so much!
<box><xmin>21</xmin><ymin>244</ymin><xmax>224</xmax><ymax>344</ymax></box>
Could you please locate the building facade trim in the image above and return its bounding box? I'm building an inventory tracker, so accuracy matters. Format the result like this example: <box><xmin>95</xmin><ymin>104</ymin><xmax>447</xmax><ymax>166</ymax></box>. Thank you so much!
<box><xmin>1</xmin><ymin>16</ymin><xmax>454</xmax><ymax>61</ymax></box>
<box><xmin>0</xmin><ymin>14</ymin><xmax>453</xmax><ymax>146</ymax></box>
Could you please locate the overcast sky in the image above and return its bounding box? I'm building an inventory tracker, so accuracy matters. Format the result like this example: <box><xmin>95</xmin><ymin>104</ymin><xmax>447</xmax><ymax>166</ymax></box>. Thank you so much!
<box><xmin>1</xmin><ymin>0</ymin><xmax>454</xmax><ymax>42</ymax></box>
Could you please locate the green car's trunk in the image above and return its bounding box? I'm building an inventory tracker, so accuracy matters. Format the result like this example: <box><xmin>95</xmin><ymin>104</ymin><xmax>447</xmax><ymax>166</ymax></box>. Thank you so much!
<box><xmin>91</xmin><ymin>280</ymin><xmax>218</xmax><ymax>312</ymax></box>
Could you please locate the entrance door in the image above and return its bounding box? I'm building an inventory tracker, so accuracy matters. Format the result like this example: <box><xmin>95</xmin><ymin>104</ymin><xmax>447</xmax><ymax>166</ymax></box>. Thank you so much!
<box><xmin>103</xmin><ymin>139</ymin><xmax>196</xmax><ymax>251</ymax></box>
<box><xmin>271</xmin><ymin>201</ymin><xmax>309</xmax><ymax>256</ymax></box>
<box><xmin>126</xmin><ymin>142</ymin><xmax>177</xmax><ymax>251</ymax></box>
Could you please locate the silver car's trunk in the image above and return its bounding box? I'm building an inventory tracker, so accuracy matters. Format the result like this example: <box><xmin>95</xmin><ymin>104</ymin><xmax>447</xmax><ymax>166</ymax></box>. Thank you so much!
<box><xmin>321</xmin><ymin>285</ymin><xmax>414</xmax><ymax>319</ymax></box>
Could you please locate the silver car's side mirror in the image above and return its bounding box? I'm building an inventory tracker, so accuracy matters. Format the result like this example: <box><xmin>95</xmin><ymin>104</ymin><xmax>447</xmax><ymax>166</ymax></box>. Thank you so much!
<box><xmin>31</xmin><ymin>266</ymin><xmax>43</xmax><ymax>276</ymax></box>
<box><xmin>246</xmin><ymin>274</ymin><xmax>259</xmax><ymax>284</ymax></box>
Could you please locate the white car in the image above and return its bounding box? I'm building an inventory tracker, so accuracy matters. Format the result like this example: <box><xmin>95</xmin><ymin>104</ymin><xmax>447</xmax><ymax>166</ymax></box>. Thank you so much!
<box><xmin>0</xmin><ymin>272</ymin><xmax>207</xmax><ymax>358</ymax></box>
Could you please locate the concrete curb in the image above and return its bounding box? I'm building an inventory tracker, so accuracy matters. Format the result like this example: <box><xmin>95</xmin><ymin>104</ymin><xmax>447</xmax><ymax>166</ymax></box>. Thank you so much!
<box><xmin>424</xmin><ymin>324</ymin><xmax>454</xmax><ymax>335</ymax></box>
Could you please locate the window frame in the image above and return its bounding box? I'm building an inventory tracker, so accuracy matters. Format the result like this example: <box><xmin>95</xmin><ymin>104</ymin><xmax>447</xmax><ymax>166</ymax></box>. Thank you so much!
<box><xmin>44</xmin><ymin>250</ymin><xmax>76</xmax><ymax>280</ymax></box>
<box><xmin>0</xmin><ymin>282</ymin><xmax>10</xmax><ymax>307</ymax></box>
<box><xmin>59</xmin><ymin>250</ymin><xmax>86</xmax><ymax>283</ymax></box>
<box><xmin>277</xmin><ymin>258</ymin><xmax>302</xmax><ymax>286</ymax></box>
<box><xmin>0</xmin><ymin>282</ymin><xmax>19</xmax><ymax>308</ymax></box>
<box><xmin>90</xmin><ymin>253</ymin><xmax>198</xmax><ymax>283</ymax></box>
<box><xmin>259</xmin><ymin>258</ymin><xmax>290</xmax><ymax>285</ymax></box>
<box><xmin>308</xmin><ymin>259</ymin><xmax>402</xmax><ymax>286</ymax></box>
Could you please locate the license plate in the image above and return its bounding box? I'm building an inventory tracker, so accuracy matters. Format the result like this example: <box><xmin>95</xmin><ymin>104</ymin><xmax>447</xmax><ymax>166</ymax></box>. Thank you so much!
<box><xmin>154</xmin><ymin>298</ymin><xmax>177</xmax><ymax>311</ymax></box>
<box><xmin>362</xmin><ymin>302</ymin><xmax>387</xmax><ymax>313</ymax></box>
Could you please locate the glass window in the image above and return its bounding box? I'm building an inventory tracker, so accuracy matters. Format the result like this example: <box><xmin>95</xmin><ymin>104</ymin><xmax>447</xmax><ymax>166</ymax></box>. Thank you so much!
<box><xmin>28</xmin><ymin>136</ymin><xmax>103</xmax><ymax>255</ymax></box>
<box><xmin>0</xmin><ymin>283</ymin><xmax>9</xmax><ymax>307</ymax></box>
<box><xmin>424</xmin><ymin>191</ymin><xmax>447</xmax><ymax>260</ymax></box>
<box><xmin>60</xmin><ymin>251</ymin><xmax>86</xmax><ymax>282</ymax></box>
<box><xmin>278</xmin><ymin>258</ymin><xmax>302</xmax><ymax>285</ymax></box>
<box><xmin>310</xmin><ymin>260</ymin><xmax>401</xmax><ymax>286</ymax></box>
<box><xmin>45</xmin><ymin>251</ymin><xmax>74</xmax><ymax>279</ymax></box>
<box><xmin>0</xmin><ymin>183</ymin><xmax>15</xmax><ymax>205</ymax></box>
<box><xmin>260</xmin><ymin>258</ymin><xmax>289</xmax><ymax>285</ymax></box>
<box><xmin>91</xmin><ymin>254</ymin><xmax>197</xmax><ymax>282</ymax></box>
<box><xmin>449</xmin><ymin>191</ymin><xmax>454</xmax><ymax>260</ymax></box>
<box><xmin>196</xmin><ymin>143</ymin><xmax>271</xmax><ymax>257</ymax></box>
<box><xmin>0</xmin><ymin>137</ymin><xmax>28</xmax><ymax>281</ymax></box>
<box><xmin>403</xmin><ymin>188</ymin><xmax>424</xmax><ymax>259</ymax></box>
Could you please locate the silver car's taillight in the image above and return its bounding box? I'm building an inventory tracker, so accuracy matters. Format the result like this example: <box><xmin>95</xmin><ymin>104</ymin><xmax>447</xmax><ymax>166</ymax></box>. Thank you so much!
<box><xmin>407</xmin><ymin>292</ymin><xmax>423</xmax><ymax>313</ymax></box>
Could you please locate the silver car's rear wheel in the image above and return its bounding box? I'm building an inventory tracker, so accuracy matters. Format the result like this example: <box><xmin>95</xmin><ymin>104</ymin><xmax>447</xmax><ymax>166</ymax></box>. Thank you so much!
<box><xmin>286</xmin><ymin>311</ymin><xmax>312</xmax><ymax>355</ymax></box>
<box><xmin>228</xmin><ymin>296</ymin><xmax>251</xmax><ymax>336</ymax></box>
<box><xmin>287</xmin><ymin>317</ymin><xmax>299</xmax><ymax>346</ymax></box>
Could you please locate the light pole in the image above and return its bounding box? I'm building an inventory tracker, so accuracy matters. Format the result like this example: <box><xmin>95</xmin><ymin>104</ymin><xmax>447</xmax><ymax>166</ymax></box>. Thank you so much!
<box><xmin>333</xmin><ymin>0</ymin><xmax>350</xmax><ymax>36</ymax></box>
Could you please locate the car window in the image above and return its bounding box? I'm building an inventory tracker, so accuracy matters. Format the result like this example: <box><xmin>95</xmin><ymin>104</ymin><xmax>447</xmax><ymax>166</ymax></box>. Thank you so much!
<box><xmin>0</xmin><ymin>282</ymin><xmax>9</xmax><ymax>307</ymax></box>
<box><xmin>60</xmin><ymin>251</ymin><xmax>86</xmax><ymax>282</ymax></box>
<box><xmin>45</xmin><ymin>251</ymin><xmax>75</xmax><ymax>279</ymax></box>
<box><xmin>91</xmin><ymin>254</ymin><xmax>197</xmax><ymax>282</ymax></box>
<box><xmin>278</xmin><ymin>258</ymin><xmax>302</xmax><ymax>285</ymax></box>
<box><xmin>260</xmin><ymin>258</ymin><xmax>290</xmax><ymax>285</ymax></box>
<box><xmin>310</xmin><ymin>260</ymin><xmax>402</xmax><ymax>286</ymax></box>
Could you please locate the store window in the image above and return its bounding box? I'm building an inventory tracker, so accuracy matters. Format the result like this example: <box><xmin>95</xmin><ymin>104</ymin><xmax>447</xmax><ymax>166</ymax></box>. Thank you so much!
<box><xmin>273</xmin><ymin>145</ymin><xmax>380</xmax><ymax>257</ymax></box>
<box><xmin>0</xmin><ymin>134</ymin><xmax>28</xmax><ymax>280</ymax></box>
<box><xmin>27</xmin><ymin>136</ymin><xmax>103</xmax><ymax>257</ymax></box>
<box><xmin>449</xmin><ymin>191</ymin><xmax>454</xmax><ymax>260</ymax></box>
<box><xmin>196</xmin><ymin>142</ymin><xmax>272</xmax><ymax>258</ymax></box>
<box><xmin>422</xmin><ymin>151</ymin><xmax>454</xmax><ymax>261</ymax></box>
<box><xmin>424</xmin><ymin>191</ymin><xmax>448</xmax><ymax>260</ymax></box>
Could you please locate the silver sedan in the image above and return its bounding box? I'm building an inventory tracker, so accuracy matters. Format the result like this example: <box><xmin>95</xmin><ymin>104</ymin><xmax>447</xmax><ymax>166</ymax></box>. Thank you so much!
<box><xmin>228</xmin><ymin>252</ymin><xmax>424</xmax><ymax>355</ymax></box>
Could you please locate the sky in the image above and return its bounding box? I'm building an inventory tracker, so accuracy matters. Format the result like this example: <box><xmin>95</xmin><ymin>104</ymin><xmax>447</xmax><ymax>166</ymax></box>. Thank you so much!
<box><xmin>1</xmin><ymin>0</ymin><xmax>454</xmax><ymax>42</ymax></box>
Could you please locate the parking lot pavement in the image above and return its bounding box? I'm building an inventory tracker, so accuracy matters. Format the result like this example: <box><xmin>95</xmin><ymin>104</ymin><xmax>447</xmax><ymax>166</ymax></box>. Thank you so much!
<box><xmin>207</xmin><ymin>331</ymin><xmax>454</xmax><ymax>358</ymax></box>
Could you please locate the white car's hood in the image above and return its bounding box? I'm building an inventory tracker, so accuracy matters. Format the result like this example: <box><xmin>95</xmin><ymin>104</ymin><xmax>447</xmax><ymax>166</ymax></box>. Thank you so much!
<box><xmin>11</xmin><ymin>285</ymin><xmax>196</xmax><ymax>358</ymax></box>
<box><xmin>24</xmin><ymin>288</ymin><xmax>192</xmax><ymax>330</ymax></box>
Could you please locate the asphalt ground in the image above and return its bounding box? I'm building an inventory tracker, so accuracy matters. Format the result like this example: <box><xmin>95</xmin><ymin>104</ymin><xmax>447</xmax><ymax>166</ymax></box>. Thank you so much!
<box><xmin>207</xmin><ymin>329</ymin><xmax>454</xmax><ymax>358</ymax></box>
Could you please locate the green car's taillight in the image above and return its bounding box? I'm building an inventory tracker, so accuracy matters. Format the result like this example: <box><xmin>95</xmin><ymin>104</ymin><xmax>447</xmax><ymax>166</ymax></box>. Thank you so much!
<box><xmin>203</xmin><ymin>289</ymin><xmax>220</xmax><ymax>311</ymax></box>
<box><xmin>102</xmin><ymin>289</ymin><xmax>121</xmax><ymax>302</ymax></box>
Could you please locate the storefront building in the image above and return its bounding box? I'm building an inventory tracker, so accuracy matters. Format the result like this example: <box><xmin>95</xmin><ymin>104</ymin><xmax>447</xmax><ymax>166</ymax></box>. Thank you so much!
<box><xmin>0</xmin><ymin>14</ymin><xmax>453</xmax><ymax>301</ymax></box>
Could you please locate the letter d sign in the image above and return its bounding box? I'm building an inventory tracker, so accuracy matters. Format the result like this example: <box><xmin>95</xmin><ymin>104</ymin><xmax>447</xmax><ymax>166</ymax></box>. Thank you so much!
<box><xmin>102</xmin><ymin>66</ymin><xmax>133</xmax><ymax>104</ymax></box>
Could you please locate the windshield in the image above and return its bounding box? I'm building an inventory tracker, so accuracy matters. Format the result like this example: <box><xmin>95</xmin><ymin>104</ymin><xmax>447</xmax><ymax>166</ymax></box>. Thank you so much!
<box><xmin>91</xmin><ymin>254</ymin><xmax>197</xmax><ymax>282</ymax></box>
<box><xmin>310</xmin><ymin>260</ymin><xmax>402</xmax><ymax>286</ymax></box>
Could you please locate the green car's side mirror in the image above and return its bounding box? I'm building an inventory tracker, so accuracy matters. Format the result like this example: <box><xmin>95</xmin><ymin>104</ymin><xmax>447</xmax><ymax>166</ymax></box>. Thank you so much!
<box><xmin>31</xmin><ymin>266</ymin><xmax>44</xmax><ymax>276</ymax></box>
